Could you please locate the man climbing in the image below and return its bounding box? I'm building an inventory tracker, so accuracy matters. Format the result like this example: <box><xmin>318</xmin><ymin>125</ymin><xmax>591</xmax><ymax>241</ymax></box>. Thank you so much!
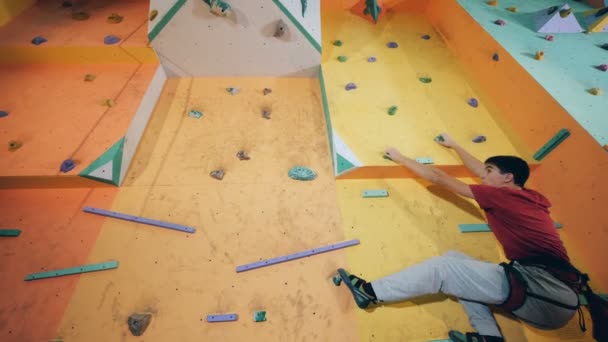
<box><xmin>336</xmin><ymin>133</ymin><xmax>582</xmax><ymax>342</ymax></box>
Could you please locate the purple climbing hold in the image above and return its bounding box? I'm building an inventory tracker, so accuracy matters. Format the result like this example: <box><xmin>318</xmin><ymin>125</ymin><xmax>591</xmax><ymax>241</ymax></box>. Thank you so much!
<box><xmin>60</xmin><ymin>159</ymin><xmax>76</xmax><ymax>173</ymax></box>
<box><xmin>492</xmin><ymin>53</ymin><xmax>499</xmax><ymax>61</ymax></box>
<box><xmin>468</xmin><ymin>98</ymin><xmax>479</xmax><ymax>108</ymax></box>
<box><xmin>494</xmin><ymin>19</ymin><xmax>506</xmax><ymax>26</ymax></box>
<box><xmin>345</xmin><ymin>83</ymin><xmax>357</xmax><ymax>91</ymax></box>
<box><xmin>472</xmin><ymin>135</ymin><xmax>487</xmax><ymax>143</ymax></box>
<box><xmin>0</xmin><ymin>111</ymin><xmax>8</xmax><ymax>118</ymax></box>
<box><xmin>597</xmin><ymin>64</ymin><xmax>607</xmax><ymax>72</ymax></box>
<box><xmin>386</xmin><ymin>41</ymin><xmax>399</xmax><ymax>48</ymax></box>
<box><xmin>31</xmin><ymin>36</ymin><xmax>47</xmax><ymax>45</ymax></box>
<box><xmin>421</xmin><ymin>34</ymin><xmax>431</xmax><ymax>40</ymax></box>
<box><xmin>104</xmin><ymin>35</ymin><xmax>121</xmax><ymax>45</ymax></box>
<box><xmin>368</xmin><ymin>57</ymin><xmax>377</xmax><ymax>62</ymax></box>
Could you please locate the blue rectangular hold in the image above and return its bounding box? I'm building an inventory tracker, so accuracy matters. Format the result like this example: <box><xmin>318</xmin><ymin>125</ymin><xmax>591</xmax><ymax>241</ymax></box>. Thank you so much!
<box><xmin>415</xmin><ymin>157</ymin><xmax>434</xmax><ymax>164</ymax></box>
<box><xmin>83</xmin><ymin>206</ymin><xmax>196</xmax><ymax>233</ymax></box>
<box><xmin>207</xmin><ymin>313</ymin><xmax>238</xmax><ymax>322</ymax></box>
<box><xmin>236</xmin><ymin>239</ymin><xmax>360</xmax><ymax>273</ymax></box>
<box><xmin>362</xmin><ymin>189</ymin><xmax>389</xmax><ymax>198</ymax></box>
<box><xmin>459</xmin><ymin>222</ymin><xmax>562</xmax><ymax>233</ymax></box>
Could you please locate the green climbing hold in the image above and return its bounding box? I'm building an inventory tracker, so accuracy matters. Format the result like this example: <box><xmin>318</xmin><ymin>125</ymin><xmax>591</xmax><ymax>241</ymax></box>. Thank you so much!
<box><xmin>288</xmin><ymin>166</ymin><xmax>317</xmax><ymax>181</ymax></box>
<box><xmin>188</xmin><ymin>110</ymin><xmax>203</xmax><ymax>119</ymax></box>
<box><xmin>388</xmin><ymin>106</ymin><xmax>398</xmax><ymax>115</ymax></box>
<box><xmin>382</xmin><ymin>154</ymin><xmax>392</xmax><ymax>161</ymax></box>
<box><xmin>434</xmin><ymin>135</ymin><xmax>445</xmax><ymax>142</ymax></box>
<box><xmin>419</xmin><ymin>77</ymin><xmax>432</xmax><ymax>83</ymax></box>
<box><xmin>301</xmin><ymin>0</ymin><xmax>307</xmax><ymax>17</ymax></box>
<box><xmin>333</xmin><ymin>40</ymin><xmax>343</xmax><ymax>46</ymax></box>
<box><xmin>338</xmin><ymin>56</ymin><xmax>348</xmax><ymax>62</ymax></box>
<box><xmin>253</xmin><ymin>311</ymin><xmax>267</xmax><ymax>322</ymax></box>
<box><xmin>363</xmin><ymin>0</ymin><xmax>381</xmax><ymax>23</ymax></box>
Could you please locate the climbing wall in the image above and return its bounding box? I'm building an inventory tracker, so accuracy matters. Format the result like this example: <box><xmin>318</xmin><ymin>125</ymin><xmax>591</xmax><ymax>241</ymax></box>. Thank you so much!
<box><xmin>149</xmin><ymin>0</ymin><xmax>322</xmax><ymax>77</ymax></box>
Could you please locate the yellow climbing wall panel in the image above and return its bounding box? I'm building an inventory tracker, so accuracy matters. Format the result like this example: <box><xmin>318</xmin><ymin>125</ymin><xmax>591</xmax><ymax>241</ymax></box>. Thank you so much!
<box><xmin>322</xmin><ymin>10</ymin><xmax>532</xmax><ymax>167</ymax></box>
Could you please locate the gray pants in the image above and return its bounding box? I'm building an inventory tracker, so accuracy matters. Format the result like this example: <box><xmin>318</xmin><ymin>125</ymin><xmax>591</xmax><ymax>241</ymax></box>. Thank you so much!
<box><xmin>371</xmin><ymin>251</ymin><xmax>577</xmax><ymax>337</ymax></box>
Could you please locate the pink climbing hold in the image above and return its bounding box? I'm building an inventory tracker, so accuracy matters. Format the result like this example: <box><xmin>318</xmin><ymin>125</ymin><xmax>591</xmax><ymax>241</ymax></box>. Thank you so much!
<box><xmin>345</xmin><ymin>83</ymin><xmax>357</xmax><ymax>91</ymax></box>
<box><xmin>494</xmin><ymin>19</ymin><xmax>506</xmax><ymax>26</ymax></box>
<box><xmin>598</xmin><ymin>64</ymin><xmax>608</xmax><ymax>72</ymax></box>
<box><xmin>546</xmin><ymin>35</ymin><xmax>554</xmax><ymax>41</ymax></box>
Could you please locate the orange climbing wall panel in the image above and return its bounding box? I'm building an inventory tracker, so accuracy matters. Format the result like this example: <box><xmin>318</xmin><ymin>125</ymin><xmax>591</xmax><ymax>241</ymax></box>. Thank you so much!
<box><xmin>426</xmin><ymin>0</ymin><xmax>608</xmax><ymax>291</ymax></box>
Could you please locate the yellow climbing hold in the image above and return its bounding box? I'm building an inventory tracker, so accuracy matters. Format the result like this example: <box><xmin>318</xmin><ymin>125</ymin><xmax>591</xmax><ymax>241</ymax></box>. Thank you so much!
<box><xmin>149</xmin><ymin>9</ymin><xmax>158</xmax><ymax>21</ymax></box>
<box><xmin>535</xmin><ymin>51</ymin><xmax>544</xmax><ymax>61</ymax></box>
<box><xmin>589</xmin><ymin>88</ymin><xmax>602</xmax><ymax>96</ymax></box>
<box><xmin>103</xmin><ymin>99</ymin><xmax>116</xmax><ymax>107</ymax></box>
<box><xmin>506</xmin><ymin>7</ymin><xmax>517</xmax><ymax>13</ymax></box>
<box><xmin>107</xmin><ymin>13</ymin><xmax>123</xmax><ymax>24</ymax></box>
<box><xmin>487</xmin><ymin>0</ymin><xmax>498</xmax><ymax>6</ymax></box>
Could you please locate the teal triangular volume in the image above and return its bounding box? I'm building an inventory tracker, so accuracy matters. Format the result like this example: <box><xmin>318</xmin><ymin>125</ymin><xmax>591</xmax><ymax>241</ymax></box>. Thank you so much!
<box><xmin>337</xmin><ymin>153</ymin><xmax>356</xmax><ymax>174</ymax></box>
<box><xmin>79</xmin><ymin>137</ymin><xmax>125</xmax><ymax>186</ymax></box>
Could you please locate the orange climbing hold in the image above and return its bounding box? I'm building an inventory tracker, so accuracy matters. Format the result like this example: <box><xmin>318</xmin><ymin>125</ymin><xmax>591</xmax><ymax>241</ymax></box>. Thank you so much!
<box><xmin>487</xmin><ymin>1</ymin><xmax>498</xmax><ymax>6</ymax></box>
<box><xmin>507</xmin><ymin>7</ymin><xmax>517</xmax><ymax>12</ymax></box>
<box><xmin>588</xmin><ymin>88</ymin><xmax>602</xmax><ymax>96</ymax></box>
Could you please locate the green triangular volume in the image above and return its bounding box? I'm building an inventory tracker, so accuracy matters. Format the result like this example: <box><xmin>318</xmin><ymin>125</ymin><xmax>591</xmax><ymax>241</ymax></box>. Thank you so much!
<box><xmin>337</xmin><ymin>153</ymin><xmax>356</xmax><ymax>174</ymax></box>
<box><xmin>79</xmin><ymin>137</ymin><xmax>125</xmax><ymax>186</ymax></box>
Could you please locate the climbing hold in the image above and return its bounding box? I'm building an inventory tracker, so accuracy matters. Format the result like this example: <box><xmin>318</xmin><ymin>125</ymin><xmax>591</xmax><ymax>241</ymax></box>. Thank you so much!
<box><xmin>103</xmin><ymin>99</ymin><xmax>116</xmax><ymax>107</ymax></box>
<box><xmin>288</xmin><ymin>166</ymin><xmax>316</xmax><ymax>181</ymax></box>
<box><xmin>468</xmin><ymin>98</ymin><xmax>479</xmax><ymax>108</ymax></box>
<box><xmin>367</xmin><ymin>57</ymin><xmax>377</xmax><ymax>62</ymax></box>
<box><xmin>210</xmin><ymin>170</ymin><xmax>225</xmax><ymax>180</ymax></box>
<box><xmin>104</xmin><ymin>35</ymin><xmax>120</xmax><ymax>45</ymax></box>
<box><xmin>207</xmin><ymin>0</ymin><xmax>231</xmax><ymax>16</ymax></box>
<box><xmin>253</xmin><ymin>311</ymin><xmax>267</xmax><ymax>322</ymax></box>
<box><xmin>188</xmin><ymin>110</ymin><xmax>203</xmax><ymax>119</ymax></box>
<box><xmin>0</xmin><ymin>111</ymin><xmax>8</xmax><ymax>118</ymax></box>
<box><xmin>597</xmin><ymin>64</ymin><xmax>607</xmax><ymax>72</ymax></box>
<box><xmin>387</xmin><ymin>106</ymin><xmax>398</xmax><ymax>116</ymax></box>
<box><xmin>419</xmin><ymin>77</ymin><xmax>432</xmax><ymax>83</ymax></box>
<box><xmin>263</xmin><ymin>88</ymin><xmax>272</xmax><ymax>95</ymax></box>
<box><xmin>547</xmin><ymin>6</ymin><xmax>559</xmax><ymax>15</ymax></box>
<box><xmin>434</xmin><ymin>135</ymin><xmax>445</xmax><ymax>142</ymax></box>
<box><xmin>8</xmin><ymin>140</ymin><xmax>22</xmax><ymax>152</ymax></box>
<box><xmin>60</xmin><ymin>159</ymin><xmax>75</xmax><ymax>173</ymax></box>
<box><xmin>602</xmin><ymin>44</ymin><xmax>608</xmax><ymax>51</ymax></box>
<box><xmin>107</xmin><ymin>13</ymin><xmax>123</xmax><ymax>24</ymax></box>
<box><xmin>332</xmin><ymin>275</ymin><xmax>342</xmax><ymax>286</ymax></box>
<box><xmin>236</xmin><ymin>151</ymin><xmax>250</xmax><ymax>160</ymax></box>
<box><xmin>494</xmin><ymin>19</ymin><xmax>506</xmax><ymax>26</ymax></box>
<box><xmin>345</xmin><ymin>83</ymin><xmax>357</xmax><ymax>91</ymax></box>
<box><xmin>31</xmin><ymin>36</ymin><xmax>47</xmax><ymax>45</ymax></box>
<box><xmin>333</xmin><ymin>40</ymin><xmax>343</xmax><ymax>46</ymax></box>
<box><xmin>363</xmin><ymin>0</ymin><xmax>382</xmax><ymax>23</ymax></box>
<box><xmin>149</xmin><ymin>9</ymin><xmax>158</xmax><ymax>21</ymax></box>
<box><xmin>301</xmin><ymin>0</ymin><xmax>307</xmax><ymax>17</ymax></box>
<box><xmin>84</xmin><ymin>74</ymin><xmax>96</xmax><ymax>82</ymax></box>
<box><xmin>492</xmin><ymin>53</ymin><xmax>499</xmax><ymax>61</ymax></box>
<box><xmin>421</xmin><ymin>34</ymin><xmax>431</xmax><ymax>40</ymax></box>
<box><xmin>262</xmin><ymin>109</ymin><xmax>271</xmax><ymax>119</ymax></box>
<box><xmin>128</xmin><ymin>313</ymin><xmax>152</xmax><ymax>337</ymax></box>
<box><xmin>546</xmin><ymin>35</ymin><xmax>554</xmax><ymax>41</ymax></box>
<box><xmin>472</xmin><ymin>135</ymin><xmax>487</xmax><ymax>143</ymax></box>
<box><xmin>506</xmin><ymin>7</ymin><xmax>517</xmax><ymax>13</ymax></box>
<box><xmin>486</xmin><ymin>0</ymin><xmax>498</xmax><ymax>6</ymax></box>
<box><xmin>72</xmin><ymin>11</ymin><xmax>89</xmax><ymax>20</ymax></box>
<box><xmin>274</xmin><ymin>19</ymin><xmax>288</xmax><ymax>38</ymax></box>
<box><xmin>559</xmin><ymin>8</ymin><xmax>572</xmax><ymax>18</ymax></box>
<box><xmin>589</xmin><ymin>88</ymin><xmax>602</xmax><ymax>96</ymax></box>
<box><xmin>337</xmin><ymin>56</ymin><xmax>348</xmax><ymax>62</ymax></box>
<box><xmin>535</xmin><ymin>51</ymin><xmax>544</xmax><ymax>60</ymax></box>
<box><xmin>227</xmin><ymin>87</ymin><xmax>240</xmax><ymax>95</ymax></box>
<box><xmin>386</xmin><ymin>41</ymin><xmax>399</xmax><ymax>48</ymax></box>
<box><xmin>382</xmin><ymin>154</ymin><xmax>392</xmax><ymax>161</ymax></box>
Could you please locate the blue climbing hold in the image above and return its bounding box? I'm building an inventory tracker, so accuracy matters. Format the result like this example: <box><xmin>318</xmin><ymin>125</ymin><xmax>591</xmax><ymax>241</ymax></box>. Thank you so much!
<box><xmin>367</xmin><ymin>57</ymin><xmax>377</xmax><ymax>62</ymax></box>
<box><xmin>31</xmin><ymin>36</ymin><xmax>47</xmax><ymax>45</ymax></box>
<box><xmin>0</xmin><ymin>111</ymin><xmax>8</xmax><ymax>118</ymax></box>
<box><xmin>473</xmin><ymin>135</ymin><xmax>487</xmax><ymax>143</ymax></box>
<box><xmin>345</xmin><ymin>82</ymin><xmax>357</xmax><ymax>91</ymax></box>
<box><xmin>104</xmin><ymin>35</ymin><xmax>120</xmax><ymax>45</ymax></box>
<box><xmin>421</xmin><ymin>34</ymin><xmax>431</xmax><ymax>40</ymax></box>
<box><xmin>288</xmin><ymin>166</ymin><xmax>317</xmax><ymax>181</ymax></box>
<box><xmin>386</xmin><ymin>41</ymin><xmax>399</xmax><ymax>48</ymax></box>
<box><xmin>60</xmin><ymin>159</ymin><xmax>76</xmax><ymax>173</ymax></box>
<box><xmin>492</xmin><ymin>53</ymin><xmax>499</xmax><ymax>61</ymax></box>
<box><xmin>468</xmin><ymin>98</ymin><xmax>479</xmax><ymax>108</ymax></box>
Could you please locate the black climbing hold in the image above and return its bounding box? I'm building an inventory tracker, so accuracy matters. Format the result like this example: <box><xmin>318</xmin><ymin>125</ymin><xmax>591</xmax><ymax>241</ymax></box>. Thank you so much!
<box><xmin>263</xmin><ymin>88</ymin><xmax>272</xmax><ymax>95</ymax></box>
<box><xmin>127</xmin><ymin>313</ymin><xmax>152</xmax><ymax>337</ymax></box>
<box><xmin>60</xmin><ymin>159</ymin><xmax>76</xmax><ymax>173</ymax></box>
<box><xmin>492</xmin><ymin>53</ymin><xmax>499</xmax><ymax>61</ymax></box>
<box><xmin>262</xmin><ymin>109</ymin><xmax>271</xmax><ymax>119</ymax></box>
<box><xmin>421</xmin><ymin>34</ymin><xmax>431</xmax><ymax>40</ymax></box>
<box><xmin>601</xmin><ymin>43</ymin><xmax>608</xmax><ymax>51</ymax></box>
<box><xmin>236</xmin><ymin>151</ymin><xmax>250</xmax><ymax>160</ymax></box>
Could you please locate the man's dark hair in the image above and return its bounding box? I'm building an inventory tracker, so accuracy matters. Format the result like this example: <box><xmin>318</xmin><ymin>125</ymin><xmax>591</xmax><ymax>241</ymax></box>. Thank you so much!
<box><xmin>484</xmin><ymin>156</ymin><xmax>530</xmax><ymax>187</ymax></box>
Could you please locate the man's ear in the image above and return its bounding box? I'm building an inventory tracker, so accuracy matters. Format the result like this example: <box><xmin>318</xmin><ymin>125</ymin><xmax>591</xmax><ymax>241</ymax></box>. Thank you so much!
<box><xmin>503</xmin><ymin>173</ymin><xmax>514</xmax><ymax>184</ymax></box>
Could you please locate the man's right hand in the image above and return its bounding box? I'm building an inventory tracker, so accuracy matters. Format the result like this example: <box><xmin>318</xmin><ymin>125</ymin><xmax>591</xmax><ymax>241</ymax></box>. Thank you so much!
<box><xmin>436</xmin><ymin>133</ymin><xmax>458</xmax><ymax>148</ymax></box>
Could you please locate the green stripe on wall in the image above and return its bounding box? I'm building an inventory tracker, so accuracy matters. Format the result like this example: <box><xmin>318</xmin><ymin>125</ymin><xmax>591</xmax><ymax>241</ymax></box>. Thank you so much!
<box><xmin>148</xmin><ymin>0</ymin><xmax>187</xmax><ymax>42</ymax></box>
<box><xmin>272</xmin><ymin>0</ymin><xmax>321</xmax><ymax>53</ymax></box>
<box><xmin>319</xmin><ymin>66</ymin><xmax>335</xmax><ymax>173</ymax></box>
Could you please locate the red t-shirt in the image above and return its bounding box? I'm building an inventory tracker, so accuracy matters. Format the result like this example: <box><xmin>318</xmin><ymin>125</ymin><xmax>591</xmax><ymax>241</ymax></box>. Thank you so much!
<box><xmin>470</xmin><ymin>184</ymin><xmax>569</xmax><ymax>262</ymax></box>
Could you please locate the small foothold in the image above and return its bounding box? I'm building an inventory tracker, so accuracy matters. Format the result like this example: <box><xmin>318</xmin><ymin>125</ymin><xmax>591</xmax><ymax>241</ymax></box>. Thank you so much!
<box><xmin>210</xmin><ymin>170</ymin><xmax>225</xmax><ymax>180</ymax></box>
<box><xmin>468</xmin><ymin>98</ymin><xmax>479</xmax><ymax>108</ymax></box>
<box><xmin>333</xmin><ymin>40</ymin><xmax>343</xmax><ymax>46</ymax></box>
<box><xmin>345</xmin><ymin>82</ymin><xmax>357</xmax><ymax>91</ymax></box>
<box><xmin>494</xmin><ymin>19</ymin><xmax>506</xmax><ymax>26</ymax></box>
<box><xmin>332</xmin><ymin>275</ymin><xmax>342</xmax><ymax>286</ymax></box>
<box><xmin>535</xmin><ymin>51</ymin><xmax>544</xmax><ymax>60</ymax></box>
<box><xmin>421</xmin><ymin>34</ymin><xmax>431</xmax><ymax>40</ymax></box>
<box><xmin>8</xmin><ymin>140</ymin><xmax>22</xmax><ymax>152</ymax></box>
<box><xmin>367</xmin><ymin>57</ymin><xmax>377</xmax><ymax>62</ymax></box>
<box><xmin>31</xmin><ymin>36</ymin><xmax>47</xmax><ymax>45</ymax></box>
<box><xmin>386</xmin><ymin>41</ymin><xmax>399</xmax><ymax>48</ymax></box>
<box><xmin>262</xmin><ymin>109</ymin><xmax>271</xmax><ymax>119</ymax></box>
<box><xmin>597</xmin><ymin>64</ymin><xmax>607</xmax><ymax>72</ymax></box>
<box><xmin>434</xmin><ymin>135</ymin><xmax>445</xmax><ymax>142</ymax></box>
<box><xmin>602</xmin><ymin>44</ymin><xmax>608</xmax><ymax>51</ymax></box>
<box><xmin>589</xmin><ymin>88</ymin><xmax>602</xmax><ymax>96</ymax></box>
<box><xmin>236</xmin><ymin>151</ymin><xmax>250</xmax><ymax>160</ymax></box>
<box><xmin>104</xmin><ymin>35</ymin><xmax>120</xmax><ymax>45</ymax></box>
<box><xmin>337</xmin><ymin>56</ymin><xmax>348</xmax><ymax>62</ymax></box>
<box><xmin>149</xmin><ymin>10</ymin><xmax>158</xmax><ymax>21</ymax></box>
<box><xmin>72</xmin><ymin>11</ymin><xmax>90</xmax><ymax>20</ymax></box>
<box><xmin>387</xmin><ymin>106</ymin><xmax>398</xmax><ymax>115</ymax></box>
<box><xmin>60</xmin><ymin>159</ymin><xmax>76</xmax><ymax>173</ymax></box>
<box><xmin>506</xmin><ymin>7</ymin><xmax>517</xmax><ymax>13</ymax></box>
<box><xmin>419</xmin><ymin>77</ymin><xmax>432</xmax><ymax>83</ymax></box>
<box><xmin>253</xmin><ymin>311</ymin><xmax>267</xmax><ymax>322</ymax></box>
<box><xmin>288</xmin><ymin>166</ymin><xmax>316</xmax><ymax>181</ymax></box>
<box><xmin>263</xmin><ymin>88</ymin><xmax>272</xmax><ymax>95</ymax></box>
<box><xmin>0</xmin><ymin>111</ymin><xmax>8</xmax><ymax>118</ymax></box>
<box><xmin>492</xmin><ymin>53</ymin><xmax>499</xmax><ymax>61</ymax></box>
<box><xmin>103</xmin><ymin>99</ymin><xmax>116</xmax><ymax>107</ymax></box>
<box><xmin>472</xmin><ymin>135</ymin><xmax>487</xmax><ymax>143</ymax></box>
<box><xmin>274</xmin><ymin>19</ymin><xmax>288</xmax><ymax>38</ymax></box>
<box><xmin>128</xmin><ymin>313</ymin><xmax>152</xmax><ymax>337</ymax></box>
<box><xmin>107</xmin><ymin>13</ymin><xmax>123</xmax><ymax>24</ymax></box>
<box><xmin>546</xmin><ymin>35</ymin><xmax>554</xmax><ymax>41</ymax></box>
<box><xmin>227</xmin><ymin>87</ymin><xmax>240</xmax><ymax>95</ymax></box>
<box><xmin>188</xmin><ymin>110</ymin><xmax>203</xmax><ymax>119</ymax></box>
<box><xmin>84</xmin><ymin>74</ymin><xmax>96</xmax><ymax>82</ymax></box>
<box><xmin>487</xmin><ymin>0</ymin><xmax>498</xmax><ymax>6</ymax></box>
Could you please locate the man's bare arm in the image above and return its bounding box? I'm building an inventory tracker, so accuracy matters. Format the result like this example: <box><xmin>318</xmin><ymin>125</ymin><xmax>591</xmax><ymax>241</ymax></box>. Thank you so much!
<box><xmin>436</xmin><ymin>133</ymin><xmax>485</xmax><ymax>178</ymax></box>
